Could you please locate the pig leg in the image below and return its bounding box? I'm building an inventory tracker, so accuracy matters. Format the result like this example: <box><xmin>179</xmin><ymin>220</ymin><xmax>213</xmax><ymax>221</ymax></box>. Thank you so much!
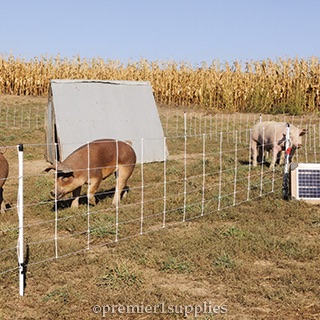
<box><xmin>288</xmin><ymin>146</ymin><xmax>296</xmax><ymax>163</ymax></box>
<box><xmin>86</xmin><ymin>178</ymin><xmax>101</xmax><ymax>206</ymax></box>
<box><xmin>251</xmin><ymin>140</ymin><xmax>258</xmax><ymax>166</ymax></box>
<box><xmin>270</xmin><ymin>145</ymin><xmax>282</xmax><ymax>168</ymax></box>
<box><xmin>71</xmin><ymin>186</ymin><xmax>82</xmax><ymax>208</ymax></box>
<box><xmin>112</xmin><ymin>165</ymin><xmax>135</xmax><ymax>205</ymax></box>
<box><xmin>0</xmin><ymin>187</ymin><xmax>5</xmax><ymax>213</ymax></box>
<box><xmin>113</xmin><ymin>178</ymin><xmax>126</xmax><ymax>206</ymax></box>
<box><xmin>257</xmin><ymin>145</ymin><xmax>264</xmax><ymax>165</ymax></box>
<box><xmin>277</xmin><ymin>150</ymin><xmax>284</xmax><ymax>165</ymax></box>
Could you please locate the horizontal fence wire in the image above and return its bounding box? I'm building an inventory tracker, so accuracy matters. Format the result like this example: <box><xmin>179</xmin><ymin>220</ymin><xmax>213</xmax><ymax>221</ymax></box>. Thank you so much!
<box><xmin>0</xmin><ymin>108</ymin><xmax>319</xmax><ymax>294</ymax></box>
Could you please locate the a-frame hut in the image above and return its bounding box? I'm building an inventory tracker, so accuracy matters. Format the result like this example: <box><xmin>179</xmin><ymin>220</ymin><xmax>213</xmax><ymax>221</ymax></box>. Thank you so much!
<box><xmin>45</xmin><ymin>79</ymin><xmax>168</xmax><ymax>164</ymax></box>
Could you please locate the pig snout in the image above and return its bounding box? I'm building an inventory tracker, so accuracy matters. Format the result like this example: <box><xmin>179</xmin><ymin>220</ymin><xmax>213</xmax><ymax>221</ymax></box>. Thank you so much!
<box><xmin>50</xmin><ymin>188</ymin><xmax>66</xmax><ymax>200</ymax></box>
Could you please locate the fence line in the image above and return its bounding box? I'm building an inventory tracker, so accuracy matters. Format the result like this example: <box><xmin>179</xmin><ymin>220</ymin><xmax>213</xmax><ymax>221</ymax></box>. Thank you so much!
<box><xmin>1</xmin><ymin>111</ymin><xmax>320</xmax><ymax>296</ymax></box>
<box><xmin>0</xmin><ymin>105</ymin><xmax>43</xmax><ymax>129</ymax></box>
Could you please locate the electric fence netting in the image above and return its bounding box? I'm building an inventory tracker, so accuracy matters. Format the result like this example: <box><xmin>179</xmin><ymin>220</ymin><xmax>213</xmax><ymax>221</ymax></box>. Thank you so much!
<box><xmin>0</xmin><ymin>109</ymin><xmax>319</xmax><ymax>296</ymax></box>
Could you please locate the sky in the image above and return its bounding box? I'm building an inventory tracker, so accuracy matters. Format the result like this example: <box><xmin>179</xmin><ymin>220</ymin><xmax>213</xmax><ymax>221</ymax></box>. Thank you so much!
<box><xmin>1</xmin><ymin>0</ymin><xmax>319</xmax><ymax>66</ymax></box>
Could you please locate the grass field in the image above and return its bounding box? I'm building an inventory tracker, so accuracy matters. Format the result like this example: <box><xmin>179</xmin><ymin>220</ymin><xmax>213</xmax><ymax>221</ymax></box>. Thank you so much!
<box><xmin>0</xmin><ymin>95</ymin><xmax>319</xmax><ymax>319</ymax></box>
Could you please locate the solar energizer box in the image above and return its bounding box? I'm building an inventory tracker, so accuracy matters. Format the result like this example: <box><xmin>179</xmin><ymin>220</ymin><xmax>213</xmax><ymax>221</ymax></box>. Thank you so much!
<box><xmin>290</xmin><ymin>163</ymin><xmax>320</xmax><ymax>203</ymax></box>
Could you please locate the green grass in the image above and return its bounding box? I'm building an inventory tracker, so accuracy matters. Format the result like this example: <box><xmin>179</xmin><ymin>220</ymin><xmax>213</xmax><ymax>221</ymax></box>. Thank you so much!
<box><xmin>97</xmin><ymin>262</ymin><xmax>143</xmax><ymax>289</ymax></box>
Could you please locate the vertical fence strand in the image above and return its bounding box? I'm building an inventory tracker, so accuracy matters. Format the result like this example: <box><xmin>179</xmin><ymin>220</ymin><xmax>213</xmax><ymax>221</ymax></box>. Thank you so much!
<box><xmin>247</xmin><ymin>130</ymin><xmax>252</xmax><ymax>201</ymax></box>
<box><xmin>115</xmin><ymin>140</ymin><xmax>119</xmax><ymax>242</ymax></box>
<box><xmin>163</xmin><ymin>137</ymin><xmax>167</xmax><ymax>228</ymax></box>
<box><xmin>218</xmin><ymin>132</ymin><xmax>223</xmax><ymax>211</ymax></box>
<box><xmin>140</xmin><ymin>138</ymin><xmax>144</xmax><ymax>235</ymax></box>
<box><xmin>233</xmin><ymin>131</ymin><xmax>238</xmax><ymax>206</ymax></box>
<box><xmin>201</xmin><ymin>134</ymin><xmax>206</xmax><ymax>216</ymax></box>
<box><xmin>87</xmin><ymin>141</ymin><xmax>91</xmax><ymax>250</ymax></box>
<box><xmin>183</xmin><ymin>112</ymin><xmax>187</xmax><ymax>222</ymax></box>
<box><xmin>54</xmin><ymin>143</ymin><xmax>59</xmax><ymax>259</ymax></box>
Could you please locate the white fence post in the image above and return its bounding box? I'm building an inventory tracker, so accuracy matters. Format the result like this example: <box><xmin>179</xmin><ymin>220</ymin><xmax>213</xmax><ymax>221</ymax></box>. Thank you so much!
<box><xmin>283</xmin><ymin>123</ymin><xmax>291</xmax><ymax>200</ymax></box>
<box><xmin>17</xmin><ymin>144</ymin><xmax>24</xmax><ymax>297</ymax></box>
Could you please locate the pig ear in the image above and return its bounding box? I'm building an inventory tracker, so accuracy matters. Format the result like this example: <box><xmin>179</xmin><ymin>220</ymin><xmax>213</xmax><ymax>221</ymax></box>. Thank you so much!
<box><xmin>300</xmin><ymin>129</ymin><xmax>308</xmax><ymax>136</ymax></box>
<box><xmin>277</xmin><ymin>134</ymin><xmax>286</xmax><ymax>145</ymax></box>
<box><xmin>44</xmin><ymin>160</ymin><xmax>61</xmax><ymax>172</ymax></box>
<box><xmin>44</xmin><ymin>165</ymin><xmax>55</xmax><ymax>172</ymax></box>
<box><xmin>57</xmin><ymin>163</ymin><xmax>73</xmax><ymax>174</ymax></box>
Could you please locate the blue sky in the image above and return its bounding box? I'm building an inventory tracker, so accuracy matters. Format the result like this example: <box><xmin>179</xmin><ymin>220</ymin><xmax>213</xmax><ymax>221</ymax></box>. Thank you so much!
<box><xmin>1</xmin><ymin>0</ymin><xmax>319</xmax><ymax>66</ymax></box>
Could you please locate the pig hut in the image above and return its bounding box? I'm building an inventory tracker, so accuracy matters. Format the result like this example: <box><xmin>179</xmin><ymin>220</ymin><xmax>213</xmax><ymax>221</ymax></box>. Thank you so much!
<box><xmin>45</xmin><ymin>79</ymin><xmax>168</xmax><ymax>164</ymax></box>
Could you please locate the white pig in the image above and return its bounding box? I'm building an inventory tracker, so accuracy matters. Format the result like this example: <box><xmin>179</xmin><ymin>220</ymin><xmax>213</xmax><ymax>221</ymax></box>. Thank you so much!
<box><xmin>251</xmin><ymin>121</ymin><xmax>307</xmax><ymax>168</ymax></box>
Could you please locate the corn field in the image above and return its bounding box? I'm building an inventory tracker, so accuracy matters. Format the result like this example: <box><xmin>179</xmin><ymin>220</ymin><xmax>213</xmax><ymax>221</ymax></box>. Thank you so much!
<box><xmin>0</xmin><ymin>54</ymin><xmax>320</xmax><ymax>114</ymax></box>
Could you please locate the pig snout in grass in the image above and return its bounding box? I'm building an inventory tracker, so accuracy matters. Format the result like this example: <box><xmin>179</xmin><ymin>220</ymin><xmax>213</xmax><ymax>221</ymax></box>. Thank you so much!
<box><xmin>0</xmin><ymin>152</ymin><xmax>9</xmax><ymax>213</ymax></box>
<box><xmin>45</xmin><ymin>139</ymin><xmax>136</xmax><ymax>208</ymax></box>
<box><xmin>251</xmin><ymin>121</ymin><xmax>307</xmax><ymax>168</ymax></box>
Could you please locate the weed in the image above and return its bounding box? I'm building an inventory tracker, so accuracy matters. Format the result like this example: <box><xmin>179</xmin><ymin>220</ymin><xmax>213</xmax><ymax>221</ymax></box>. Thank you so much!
<box><xmin>277</xmin><ymin>239</ymin><xmax>317</xmax><ymax>261</ymax></box>
<box><xmin>160</xmin><ymin>256</ymin><xmax>192</xmax><ymax>274</ymax></box>
<box><xmin>43</xmin><ymin>287</ymin><xmax>70</xmax><ymax>303</ymax></box>
<box><xmin>90</xmin><ymin>225</ymin><xmax>116</xmax><ymax>238</ymax></box>
<box><xmin>97</xmin><ymin>262</ymin><xmax>143</xmax><ymax>289</ymax></box>
<box><xmin>222</xmin><ymin>226</ymin><xmax>247</xmax><ymax>238</ymax></box>
<box><xmin>213</xmin><ymin>253</ymin><xmax>236</xmax><ymax>269</ymax></box>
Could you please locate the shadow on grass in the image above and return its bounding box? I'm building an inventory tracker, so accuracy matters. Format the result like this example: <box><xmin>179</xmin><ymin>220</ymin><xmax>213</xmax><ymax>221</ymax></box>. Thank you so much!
<box><xmin>50</xmin><ymin>187</ymin><xmax>130</xmax><ymax>211</ymax></box>
<box><xmin>239</xmin><ymin>159</ymin><xmax>272</xmax><ymax>167</ymax></box>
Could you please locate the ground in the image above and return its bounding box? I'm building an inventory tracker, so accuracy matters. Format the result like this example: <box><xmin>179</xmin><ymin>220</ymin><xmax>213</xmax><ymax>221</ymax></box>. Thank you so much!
<box><xmin>0</xmin><ymin>95</ymin><xmax>319</xmax><ymax>319</ymax></box>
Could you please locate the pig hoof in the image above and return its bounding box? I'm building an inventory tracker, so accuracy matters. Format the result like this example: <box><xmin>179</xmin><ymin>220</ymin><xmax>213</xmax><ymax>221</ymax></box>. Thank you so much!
<box><xmin>71</xmin><ymin>198</ymin><xmax>79</xmax><ymax>208</ymax></box>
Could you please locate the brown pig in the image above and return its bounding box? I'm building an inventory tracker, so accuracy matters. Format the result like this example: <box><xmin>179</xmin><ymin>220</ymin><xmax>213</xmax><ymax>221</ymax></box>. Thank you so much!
<box><xmin>45</xmin><ymin>139</ymin><xmax>136</xmax><ymax>208</ymax></box>
<box><xmin>0</xmin><ymin>152</ymin><xmax>9</xmax><ymax>213</ymax></box>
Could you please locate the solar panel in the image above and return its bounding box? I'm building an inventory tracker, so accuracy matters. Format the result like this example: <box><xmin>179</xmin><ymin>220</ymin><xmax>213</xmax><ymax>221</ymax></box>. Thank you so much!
<box><xmin>290</xmin><ymin>163</ymin><xmax>320</xmax><ymax>203</ymax></box>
